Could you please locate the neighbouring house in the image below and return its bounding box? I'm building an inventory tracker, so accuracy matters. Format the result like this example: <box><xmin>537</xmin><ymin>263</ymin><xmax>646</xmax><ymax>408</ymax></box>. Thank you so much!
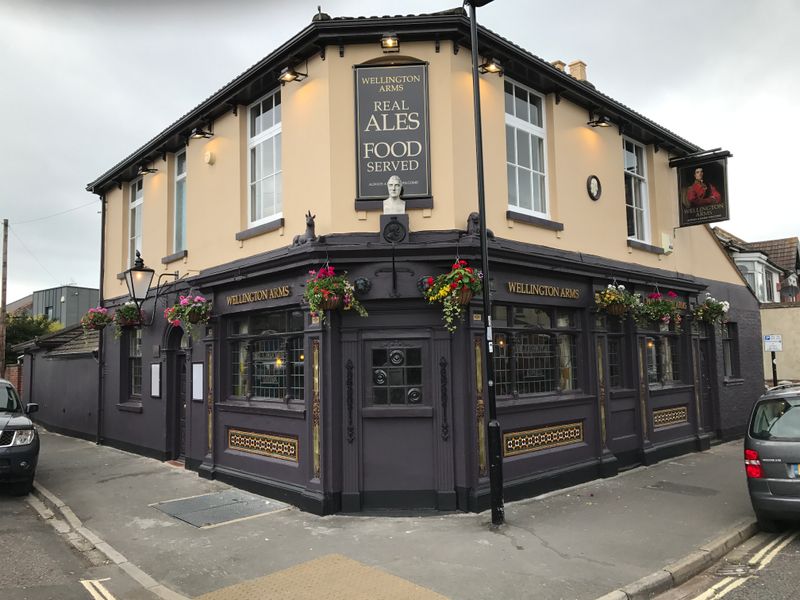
<box><xmin>714</xmin><ymin>227</ymin><xmax>800</xmax><ymax>382</ymax></box>
<box><xmin>32</xmin><ymin>8</ymin><xmax>763</xmax><ymax>515</ymax></box>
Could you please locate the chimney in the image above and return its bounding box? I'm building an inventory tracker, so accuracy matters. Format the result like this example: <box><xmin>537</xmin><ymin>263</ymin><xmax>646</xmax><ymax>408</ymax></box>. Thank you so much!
<box><xmin>551</xmin><ymin>60</ymin><xmax>566</xmax><ymax>72</ymax></box>
<box><xmin>568</xmin><ymin>60</ymin><xmax>587</xmax><ymax>81</ymax></box>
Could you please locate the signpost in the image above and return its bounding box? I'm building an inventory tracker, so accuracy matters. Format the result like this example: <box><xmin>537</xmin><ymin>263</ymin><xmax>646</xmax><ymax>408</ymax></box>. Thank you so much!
<box><xmin>764</xmin><ymin>334</ymin><xmax>782</xmax><ymax>387</ymax></box>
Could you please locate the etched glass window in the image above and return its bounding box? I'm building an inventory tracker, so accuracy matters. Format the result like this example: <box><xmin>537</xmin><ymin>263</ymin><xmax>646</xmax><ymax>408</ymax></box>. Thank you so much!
<box><xmin>370</xmin><ymin>347</ymin><xmax>423</xmax><ymax>405</ymax></box>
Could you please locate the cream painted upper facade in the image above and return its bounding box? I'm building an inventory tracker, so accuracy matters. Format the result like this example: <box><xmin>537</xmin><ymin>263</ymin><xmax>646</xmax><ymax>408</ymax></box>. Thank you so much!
<box><xmin>103</xmin><ymin>40</ymin><xmax>743</xmax><ymax>299</ymax></box>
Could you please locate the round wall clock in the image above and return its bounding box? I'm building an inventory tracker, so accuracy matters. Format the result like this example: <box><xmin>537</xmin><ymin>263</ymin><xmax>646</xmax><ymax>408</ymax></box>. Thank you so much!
<box><xmin>587</xmin><ymin>175</ymin><xmax>602</xmax><ymax>201</ymax></box>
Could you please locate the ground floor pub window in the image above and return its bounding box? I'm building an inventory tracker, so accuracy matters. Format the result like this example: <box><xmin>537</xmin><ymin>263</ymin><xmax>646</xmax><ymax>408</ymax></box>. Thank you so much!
<box><xmin>128</xmin><ymin>328</ymin><xmax>142</xmax><ymax>397</ymax></box>
<box><xmin>722</xmin><ymin>322</ymin><xmax>740</xmax><ymax>378</ymax></box>
<box><xmin>644</xmin><ymin>324</ymin><xmax>681</xmax><ymax>386</ymax></box>
<box><xmin>492</xmin><ymin>305</ymin><xmax>580</xmax><ymax>396</ymax></box>
<box><xmin>228</xmin><ymin>309</ymin><xmax>305</xmax><ymax>402</ymax></box>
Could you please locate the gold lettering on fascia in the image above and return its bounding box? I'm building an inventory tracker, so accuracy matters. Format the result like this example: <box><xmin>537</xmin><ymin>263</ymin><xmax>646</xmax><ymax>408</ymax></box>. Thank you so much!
<box><xmin>226</xmin><ymin>286</ymin><xmax>291</xmax><ymax>306</ymax></box>
<box><xmin>506</xmin><ymin>281</ymin><xmax>581</xmax><ymax>300</ymax></box>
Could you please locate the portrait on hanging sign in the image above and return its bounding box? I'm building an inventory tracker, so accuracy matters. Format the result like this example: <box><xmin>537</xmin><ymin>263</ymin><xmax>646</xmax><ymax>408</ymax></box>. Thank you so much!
<box><xmin>678</xmin><ymin>158</ymin><xmax>729</xmax><ymax>227</ymax></box>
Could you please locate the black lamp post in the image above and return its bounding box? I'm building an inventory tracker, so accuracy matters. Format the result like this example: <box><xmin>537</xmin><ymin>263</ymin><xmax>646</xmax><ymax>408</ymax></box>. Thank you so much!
<box><xmin>466</xmin><ymin>0</ymin><xmax>504</xmax><ymax>526</ymax></box>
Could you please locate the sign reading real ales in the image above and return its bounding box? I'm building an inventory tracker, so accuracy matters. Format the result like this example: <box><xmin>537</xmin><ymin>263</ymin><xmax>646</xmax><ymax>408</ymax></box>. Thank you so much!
<box><xmin>355</xmin><ymin>64</ymin><xmax>431</xmax><ymax>200</ymax></box>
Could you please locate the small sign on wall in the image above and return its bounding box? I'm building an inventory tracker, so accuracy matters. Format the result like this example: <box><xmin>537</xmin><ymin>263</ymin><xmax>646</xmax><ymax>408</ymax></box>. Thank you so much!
<box><xmin>764</xmin><ymin>334</ymin><xmax>783</xmax><ymax>352</ymax></box>
<box><xmin>192</xmin><ymin>363</ymin><xmax>204</xmax><ymax>400</ymax></box>
<box><xmin>150</xmin><ymin>363</ymin><xmax>161</xmax><ymax>398</ymax></box>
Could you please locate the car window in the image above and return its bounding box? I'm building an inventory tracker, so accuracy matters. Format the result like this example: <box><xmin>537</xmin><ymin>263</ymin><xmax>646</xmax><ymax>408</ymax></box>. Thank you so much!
<box><xmin>750</xmin><ymin>398</ymin><xmax>800</xmax><ymax>440</ymax></box>
<box><xmin>0</xmin><ymin>384</ymin><xmax>21</xmax><ymax>412</ymax></box>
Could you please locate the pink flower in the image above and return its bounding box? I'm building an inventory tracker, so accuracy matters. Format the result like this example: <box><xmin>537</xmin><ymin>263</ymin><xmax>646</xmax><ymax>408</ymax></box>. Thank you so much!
<box><xmin>194</xmin><ymin>296</ymin><xmax>205</xmax><ymax>303</ymax></box>
<box><xmin>667</xmin><ymin>291</ymin><xmax>677</xmax><ymax>298</ymax></box>
<box><xmin>648</xmin><ymin>292</ymin><xmax>662</xmax><ymax>299</ymax></box>
<box><xmin>180</xmin><ymin>297</ymin><xmax>190</xmax><ymax>306</ymax></box>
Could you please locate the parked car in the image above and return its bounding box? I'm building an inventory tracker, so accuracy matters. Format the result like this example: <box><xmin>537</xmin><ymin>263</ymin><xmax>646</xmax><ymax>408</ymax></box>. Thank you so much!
<box><xmin>0</xmin><ymin>378</ymin><xmax>39</xmax><ymax>495</ymax></box>
<box><xmin>745</xmin><ymin>382</ymin><xmax>800</xmax><ymax>531</ymax></box>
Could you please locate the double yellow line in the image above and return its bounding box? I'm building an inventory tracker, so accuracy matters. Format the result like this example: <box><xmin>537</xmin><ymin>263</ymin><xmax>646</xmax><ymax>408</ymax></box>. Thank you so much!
<box><xmin>80</xmin><ymin>578</ymin><xmax>118</xmax><ymax>600</ymax></box>
<box><xmin>691</xmin><ymin>530</ymin><xmax>799</xmax><ymax>600</ymax></box>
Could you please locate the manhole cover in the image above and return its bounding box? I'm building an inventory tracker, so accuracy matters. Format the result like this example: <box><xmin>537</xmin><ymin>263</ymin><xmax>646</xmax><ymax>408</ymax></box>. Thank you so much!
<box><xmin>152</xmin><ymin>489</ymin><xmax>287</xmax><ymax>527</ymax></box>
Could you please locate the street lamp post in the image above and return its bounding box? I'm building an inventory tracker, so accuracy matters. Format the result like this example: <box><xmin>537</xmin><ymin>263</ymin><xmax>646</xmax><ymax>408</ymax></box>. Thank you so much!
<box><xmin>466</xmin><ymin>0</ymin><xmax>504</xmax><ymax>526</ymax></box>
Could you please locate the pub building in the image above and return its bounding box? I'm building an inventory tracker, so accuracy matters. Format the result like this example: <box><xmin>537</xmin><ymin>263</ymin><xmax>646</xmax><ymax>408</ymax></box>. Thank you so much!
<box><xmin>75</xmin><ymin>9</ymin><xmax>761</xmax><ymax>514</ymax></box>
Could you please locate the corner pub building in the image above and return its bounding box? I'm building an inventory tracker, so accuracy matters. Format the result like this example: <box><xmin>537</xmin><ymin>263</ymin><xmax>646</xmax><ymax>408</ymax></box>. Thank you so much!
<box><xmin>77</xmin><ymin>9</ymin><xmax>761</xmax><ymax>514</ymax></box>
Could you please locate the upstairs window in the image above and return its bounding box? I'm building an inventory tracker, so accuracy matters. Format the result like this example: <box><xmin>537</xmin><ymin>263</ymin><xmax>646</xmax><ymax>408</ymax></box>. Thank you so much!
<box><xmin>623</xmin><ymin>139</ymin><xmax>649</xmax><ymax>242</ymax></box>
<box><xmin>505</xmin><ymin>80</ymin><xmax>547</xmax><ymax>217</ymax></box>
<box><xmin>174</xmin><ymin>150</ymin><xmax>187</xmax><ymax>252</ymax></box>
<box><xmin>248</xmin><ymin>90</ymin><xmax>282</xmax><ymax>226</ymax></box>
<box><xmin>129</xmin><ymin>178</ymin><xmax>143</xmax><ymax>266</ymax></box>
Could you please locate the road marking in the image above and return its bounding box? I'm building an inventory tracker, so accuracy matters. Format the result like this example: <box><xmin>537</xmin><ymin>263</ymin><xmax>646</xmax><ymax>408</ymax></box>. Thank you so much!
<box><xmin>748</xmin><ymin>530</ymin><xmax>791</xmax><ymax>565</ymax></box>
<box><xmin>752</xmin><ymin>531</ymin><xmax>798</xmax><ymax>571</ymax></box>
<box><xmin>81</xmin><ymin>578</ymin><xmax>117</xmax><ymax>600</ymax></box>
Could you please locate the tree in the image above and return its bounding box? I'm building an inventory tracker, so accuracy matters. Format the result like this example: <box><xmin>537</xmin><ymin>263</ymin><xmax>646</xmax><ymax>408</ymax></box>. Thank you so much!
<box><xmin>4</xmin><ymin>312</ymin><xmax>61</xmax><ymax>365</ymax></box>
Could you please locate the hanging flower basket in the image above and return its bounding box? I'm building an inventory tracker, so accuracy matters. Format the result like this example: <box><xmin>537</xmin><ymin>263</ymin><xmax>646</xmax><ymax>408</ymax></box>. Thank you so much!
<box><xmin>692</xmin><ymin>292</ymin><xmax>730</xmax><ymax>325</ymax></box>
<box><xmin>112</xmin><ymin>302</ymin><xmax>145</xmax><ymax>338</ymax></box>
<box><xmin>594</xmin><ymin>284</ymin><xmax>641</xmax><ymax>318</ymax></box>
<box><xmin>164</xmin><ymin>294</ymin><xmax>212</xmax><ymax>335</ymax></box>
<box><xmin>80</xmin><ymin>307</ymin><xmax>113</xmax><ymax>333</ymax></box>
<box><xmin>634</xmin><ymin>290</ymin><xmax>683</xmax><ymax>330</ymax></box>
<box><xmin>457</xmin><ymin>287</ymin><xmax>474</xmax><ymax>306</ymax></box>
<box><xmin>304</xmin><ymin>265</ymin><xmax>367</xmax><ymax>325</ymax></box>
<box><xmin>422</xmin><ymin>259</ymin><xmax>483</xmax><ymax>333</ymax></box>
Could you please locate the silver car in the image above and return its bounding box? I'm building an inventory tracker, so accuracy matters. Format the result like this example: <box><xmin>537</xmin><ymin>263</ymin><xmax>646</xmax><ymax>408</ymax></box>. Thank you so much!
<box><xmin>745</xmin><ymin>383</ymin><xmax>800</xmax><ymax>531</ymax></box>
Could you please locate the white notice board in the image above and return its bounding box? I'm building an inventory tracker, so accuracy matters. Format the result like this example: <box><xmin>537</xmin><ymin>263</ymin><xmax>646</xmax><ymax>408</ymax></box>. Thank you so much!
<box><xmin>192</xmin><ymin>363</ymin><xmax>204</xmax><ymax>400</ymax></box>
<box><xmin>764</xmin><ymin>334</ymin><xmax>783</xmax><ymax>352</ymax></box>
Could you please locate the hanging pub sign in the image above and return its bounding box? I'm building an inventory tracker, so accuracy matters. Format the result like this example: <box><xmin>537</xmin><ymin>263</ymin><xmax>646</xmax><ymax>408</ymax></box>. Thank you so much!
<box><xmin>671</xmin><ymin>150</ymin><xmax>732</xmax><ymax>227</ymax></box>
<box><xmin>354</xmin><ymin>63</ymin><xmax>431</xmax><ymax>203</ymax></box>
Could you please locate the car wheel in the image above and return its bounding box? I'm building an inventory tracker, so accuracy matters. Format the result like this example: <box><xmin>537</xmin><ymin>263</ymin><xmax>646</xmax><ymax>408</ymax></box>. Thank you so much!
<box><xmin>11</xmin><ymin>476</ymin><xmax>34</xmax><ymax>496</ymax></box>
<box><xmin>756</xmin><ymin>511</ymin><xmax>780</xmax><ymax>533</ymax></box>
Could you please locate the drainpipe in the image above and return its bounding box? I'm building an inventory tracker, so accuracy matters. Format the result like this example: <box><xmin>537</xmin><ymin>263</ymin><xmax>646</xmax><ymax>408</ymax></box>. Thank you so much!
<box><xmin>96</xmin><ymin>194</ymin><xmax>106</xmax><ymax>444</ymax></box>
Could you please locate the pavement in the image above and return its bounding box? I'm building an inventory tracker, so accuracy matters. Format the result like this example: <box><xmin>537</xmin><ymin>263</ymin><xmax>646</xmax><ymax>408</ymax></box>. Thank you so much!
<box><xmin>30</xmin><ymin>429</ymin><xmax>758</xmax><ymax>600</ymax></box>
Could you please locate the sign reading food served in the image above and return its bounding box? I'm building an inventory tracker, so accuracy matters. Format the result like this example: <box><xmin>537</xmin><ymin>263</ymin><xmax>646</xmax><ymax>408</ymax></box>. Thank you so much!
<box><xmin>355</xmin><ymin>64</ymin><xmax>431</xmax><ymax>200</ymax></box>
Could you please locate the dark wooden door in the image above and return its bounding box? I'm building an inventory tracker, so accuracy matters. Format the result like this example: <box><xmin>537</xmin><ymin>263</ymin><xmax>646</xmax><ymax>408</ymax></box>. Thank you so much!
<box><xmin>359</xmin><ymin>336</ymin><xmax>443</xmax><ymax>509</ymax></box>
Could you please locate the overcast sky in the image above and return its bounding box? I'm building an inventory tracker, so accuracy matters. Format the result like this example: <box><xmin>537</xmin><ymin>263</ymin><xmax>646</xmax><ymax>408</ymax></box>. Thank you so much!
<box><xmin>2</xmin><ymin>0</ymin><xmax>798</xmax><ymax>303</ymax></box>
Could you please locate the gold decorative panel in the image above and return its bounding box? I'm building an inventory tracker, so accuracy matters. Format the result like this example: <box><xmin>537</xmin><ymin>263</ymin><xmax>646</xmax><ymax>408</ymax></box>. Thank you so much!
<box><xmin>503</xmin><ymin>422</ymin><xmax>583</xmax><ymax>457</ymax></box>
<box><xmin>653</xmin><ymin>406</ymin><xmax>689</xmax><ymax>429</ymax></box>
<box><xmin>228</xmin><ymin>429</ymin><xmax>298</xmax><ymax>462</ymax></box>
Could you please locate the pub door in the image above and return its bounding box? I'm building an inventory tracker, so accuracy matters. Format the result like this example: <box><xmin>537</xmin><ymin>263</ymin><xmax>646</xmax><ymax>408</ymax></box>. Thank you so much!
<box><xmin>358</xmin><ymin>333</ymin><xmax>454</xmax><ymax>509</ymax></box>
<box><xmin>165</xmin><ymin>326</ymin><xmax>187</xmax><ymax>461</ymax></box>
<box><xmin>698</xmin><ymin>339</ymin><xmax>716</xmax><ymax>435</ymax></box>
<box><xmin>598</xmin><ymin>333</ymin><xmax>640</xmax><ymax>467</ymax></box>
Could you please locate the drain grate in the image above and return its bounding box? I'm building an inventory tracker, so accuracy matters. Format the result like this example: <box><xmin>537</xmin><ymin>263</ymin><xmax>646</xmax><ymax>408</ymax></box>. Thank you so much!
<box><xmin>152</xmin><ymin>489</ymin><xmax>287</xmax><ymax>528</ymax></box>
<box><xmin>715</xmin><ymin>563</ymin><xmax>752</xmax><ymax>578</ymax></box>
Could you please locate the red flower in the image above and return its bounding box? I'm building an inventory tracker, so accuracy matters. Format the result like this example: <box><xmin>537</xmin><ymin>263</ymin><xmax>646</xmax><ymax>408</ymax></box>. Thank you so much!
<box><xmin>427</xmin><ymin>277</ymin><xmax>434</xmax><ymax>285</ymax></box>
<box><xmin>452</xmin><ymin>263</ymin><xmax>460</xmax><ymax>270</ymax></box>
<box><xmin>648</xmin><ymin>292</ymin><xmax>662</xmax><ymax>299</ymax></box>
<box><xmin>459</xmin><ymin>259</ymin><xmax>467</xmax><ymax>266</ymax></box>
<box><xmin>466</xmin><ymin>267</ymin><xmax>473</xmax><ymax>274</ymax></box>
<box><xmin>322</xmin><ymin>289</ymin><xmax>329</xmax><ymax>297</ymax></box>
<box><xmin>667</xmin><ymin>290</ymin><xmax>678</xmax><ymax>298</ymax></box>
<box><xmin>450</xmin><ymin>282</ymin><xmax>458</xmax><ymax>289</ymax></box>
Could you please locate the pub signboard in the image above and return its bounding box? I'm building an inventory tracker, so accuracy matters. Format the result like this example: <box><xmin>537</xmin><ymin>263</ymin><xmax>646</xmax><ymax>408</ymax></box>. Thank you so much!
<box><xmin>354</xmin><ymin>63</ymin><xmax>431</xmax><ymax>203</ymax></box>
<box><xmin>671</xmin><ymin>150</ymin><xmax>732</xmax><ymax>228</ymax></box>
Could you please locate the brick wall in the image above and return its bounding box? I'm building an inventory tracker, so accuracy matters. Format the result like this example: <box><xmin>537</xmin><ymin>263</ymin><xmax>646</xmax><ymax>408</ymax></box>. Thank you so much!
<box><xmin>5</xmin><ymin>364</ymin><xmax>22</xmax><ymax>395</ymax></box>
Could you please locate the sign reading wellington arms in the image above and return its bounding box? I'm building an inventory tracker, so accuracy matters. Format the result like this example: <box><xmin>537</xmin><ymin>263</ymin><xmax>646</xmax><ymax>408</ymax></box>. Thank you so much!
<box><xmin>355</xmin><ymin>64</ymin><xmax>431</xmax><ymax>201</ymax></box>
<box><xmin>226</xmin><ymin>286</ymin><xmax>291</xmax><ymax>306</ymax></box>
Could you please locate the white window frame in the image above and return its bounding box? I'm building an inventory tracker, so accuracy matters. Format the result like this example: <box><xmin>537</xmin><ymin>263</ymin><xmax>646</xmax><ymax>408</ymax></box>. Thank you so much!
<box><xmin>622</xmin><ymin>137</ymin><xmax>650</xmax><ymax>243</ymax></box>
<box><xmin>504</xmin><ymin>79</ymin><xmax>549</xmax><ymax>219</ymax></box>
<box><xmin>174</xmin><ymin>150</ymin><xmax>187</xmax><ymax>253</ymax></box>
<box><xmin>247</xmin><ymin>89</ymin><xmax>282</xmax><ymax>227</ymax></box>
<box><xmin>128</xmin><ymin>178</ymin><xmax>143</xmax><ymax>266</ymax></box>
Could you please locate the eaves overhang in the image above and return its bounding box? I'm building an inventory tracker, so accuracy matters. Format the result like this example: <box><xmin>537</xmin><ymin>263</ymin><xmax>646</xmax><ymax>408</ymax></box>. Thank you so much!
<box><xmin>86</xmin><ymin>10</ymin><xmax>703</xmax><ymax>195</ymax></box>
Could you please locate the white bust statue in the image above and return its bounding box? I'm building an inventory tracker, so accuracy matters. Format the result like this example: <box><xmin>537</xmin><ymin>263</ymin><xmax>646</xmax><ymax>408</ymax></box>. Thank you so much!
<box><xmin>382</xmin><ymin>175</ymin><xmax>405</xmax><ymax>214</ymax></box>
